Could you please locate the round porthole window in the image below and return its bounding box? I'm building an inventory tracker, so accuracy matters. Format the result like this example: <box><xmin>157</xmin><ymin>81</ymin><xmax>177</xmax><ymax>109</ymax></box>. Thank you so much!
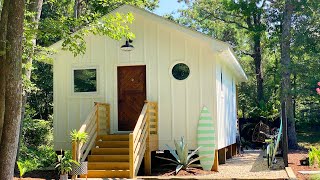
<box><xmin>172</xmin><ymin>63</ymin><xmax>190</xmax><ymax>80</ymax></box>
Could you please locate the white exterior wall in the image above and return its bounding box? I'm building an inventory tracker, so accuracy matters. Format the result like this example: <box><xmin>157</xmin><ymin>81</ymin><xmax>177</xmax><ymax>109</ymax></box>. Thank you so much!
<box><xmin>53</xmin><ymin>6</ymin><xmax>239</xmax><ymax>150</ymax></box>
<box><xmin>216</xmin><ymin>59</ymin><xmax>238</xmax><ymax>149</ymax></box>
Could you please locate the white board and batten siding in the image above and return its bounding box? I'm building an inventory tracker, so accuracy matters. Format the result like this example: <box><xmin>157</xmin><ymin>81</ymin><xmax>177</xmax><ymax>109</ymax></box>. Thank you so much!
<box><xmin>53</xmin><ymin>5</ymin><xmax>246</xmax><ymax>150</ymax></box>
<box><xmin>215</xmin><ymin>59</ymin><xmax>238</xmax><ymax>149</ymax></box>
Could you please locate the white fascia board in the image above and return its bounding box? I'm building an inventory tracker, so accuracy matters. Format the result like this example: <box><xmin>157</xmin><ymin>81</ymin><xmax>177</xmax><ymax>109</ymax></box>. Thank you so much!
<box><xmin>217</xmin><ymin>47</ymin><xmax>248</xmax><ymax>82</ymax></box>
<box><xmin>227</xmin><ymin>47</ymin><xmax>248</xmax><ymax>82</ymax></box>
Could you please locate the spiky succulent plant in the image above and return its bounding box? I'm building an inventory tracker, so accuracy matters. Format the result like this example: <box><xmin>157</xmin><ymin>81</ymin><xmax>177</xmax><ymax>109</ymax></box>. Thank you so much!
<box><xmin>156</xmin><ymin>137</ymin><xmax>205</xmax><ymax>174</ymax></box>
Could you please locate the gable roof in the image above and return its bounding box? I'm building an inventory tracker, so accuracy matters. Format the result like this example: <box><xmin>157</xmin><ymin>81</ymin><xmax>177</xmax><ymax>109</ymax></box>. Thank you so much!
<box><xmin>117</xmin><ymin>5</ymin><xmax>247</xmax><ymax>82</ymax></box>
<box><xmin>50</xmin><ymin>4</ymin><xmax>247</xmax><ymax>82</ymax></box>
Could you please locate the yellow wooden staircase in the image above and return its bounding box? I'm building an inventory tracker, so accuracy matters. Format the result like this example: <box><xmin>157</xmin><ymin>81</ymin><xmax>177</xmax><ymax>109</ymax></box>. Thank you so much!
<box><xmin>75</xmin><ymin>102</ymin><xmax>158</xmax><ymax>179</ymax></box>
<box><xmin>86</xmin><ymin>134</ymin><xmax>130</xmax><ymax>178</ymax></box>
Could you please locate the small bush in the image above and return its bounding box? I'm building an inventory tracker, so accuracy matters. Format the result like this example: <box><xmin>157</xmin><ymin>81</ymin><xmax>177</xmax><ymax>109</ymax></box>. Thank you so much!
<box><xmin>22</xmin><ymin>118</ymin><xmax>52</xmax><ymax>148</ymax></box>
<box><xmin>310</xmin><ymin>174</ymin><xmax>320</xmax><ymax>180</ymax></box>
<box><xmin>309</xmin><ymin>146</ymin><xmax>320</xmax><ymax>168</ymax></box>
<box><xmin>19</xmin><ymin>111</ymin><xmax>56</xmax><ymax>169</ymax></box>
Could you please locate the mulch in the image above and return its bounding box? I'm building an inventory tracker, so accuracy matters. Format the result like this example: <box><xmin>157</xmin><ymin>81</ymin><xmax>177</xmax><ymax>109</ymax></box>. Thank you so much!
<box><xmin>288</xmin><ymin>149</ymin><xmax>319</xmax><ymax>180</ymax></box>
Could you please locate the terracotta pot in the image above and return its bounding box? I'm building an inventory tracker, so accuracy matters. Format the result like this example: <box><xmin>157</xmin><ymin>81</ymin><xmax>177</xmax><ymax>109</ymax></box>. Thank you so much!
<box><xmin>71</xmin><ymin>161</ymin><xmax>88</xmax><ymax>175</ymax></box>
<box><xmin>59</xmin><ymin>174</ymin><xmax>68</xmax><ymax>180</ymax></box>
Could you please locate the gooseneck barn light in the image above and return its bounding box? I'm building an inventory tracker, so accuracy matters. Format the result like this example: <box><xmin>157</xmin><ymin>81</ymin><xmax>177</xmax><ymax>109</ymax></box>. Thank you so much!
<box><xmin>120</xmin><ymin>39</ymin><xmax>134</xmax><ymax>51</ymax></box>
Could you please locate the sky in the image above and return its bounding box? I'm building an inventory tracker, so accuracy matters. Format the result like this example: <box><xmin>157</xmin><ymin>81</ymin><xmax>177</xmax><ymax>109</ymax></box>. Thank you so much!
<box><xmin>154</xmin><ymin>0</ymin><xmax>186</xmax><ymax>16</ymax></box>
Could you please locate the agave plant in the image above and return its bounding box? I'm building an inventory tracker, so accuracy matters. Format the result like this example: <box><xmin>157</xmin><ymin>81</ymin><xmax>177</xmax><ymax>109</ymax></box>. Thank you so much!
<box><xmin>156</xmin><ymin>137</ymin><xmax>204</xmax><ymax>174</ymax></box>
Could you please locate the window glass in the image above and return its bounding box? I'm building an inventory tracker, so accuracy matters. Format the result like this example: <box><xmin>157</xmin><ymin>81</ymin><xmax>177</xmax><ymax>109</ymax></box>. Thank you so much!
<box><xmin>172</xmin><ymin>63</ymin><xmax>190</xmax><ymax>80</ymax></box>
<box><xmin>74</xmin><ymin>69</ymin><xmax>97</xmax><ymax>92</ymax></box>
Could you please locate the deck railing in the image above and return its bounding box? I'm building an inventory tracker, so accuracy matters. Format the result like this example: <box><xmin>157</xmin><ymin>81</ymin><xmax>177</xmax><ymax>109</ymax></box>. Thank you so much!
<box><xmin>72</xmin><ymin>102</ymin><xmax>110</xmax><ymax>162</ymax></box>
<box><xmin>72</xmin><ymin>101</ymin><xmax>157</xmax><ymax>179</ymax></box>
<box><xmin>129</xmin><ymin>101</ymin><xmax>158</xmax><ymax>178</ymax></box>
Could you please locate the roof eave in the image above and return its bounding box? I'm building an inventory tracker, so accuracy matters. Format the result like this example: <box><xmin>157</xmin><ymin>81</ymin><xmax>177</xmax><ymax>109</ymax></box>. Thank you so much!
<box><xmin>217</xmin><ymin>47</ymin><xmax>247</xmax><ymax>82</ymax></box>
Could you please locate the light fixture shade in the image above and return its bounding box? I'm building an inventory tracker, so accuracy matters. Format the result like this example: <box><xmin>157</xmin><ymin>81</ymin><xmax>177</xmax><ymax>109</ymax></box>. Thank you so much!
<box><xmin>121</xmin><ymin>40</ymin><xmax>134</xmax><ymax>51</ymax></box>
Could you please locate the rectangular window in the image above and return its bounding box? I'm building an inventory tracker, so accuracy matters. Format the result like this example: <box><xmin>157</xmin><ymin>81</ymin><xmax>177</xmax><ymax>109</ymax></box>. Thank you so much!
<box><xmin>73</xmin><ymin>69</ymin><xmax>97</xmax><ymax>93</ymax></box>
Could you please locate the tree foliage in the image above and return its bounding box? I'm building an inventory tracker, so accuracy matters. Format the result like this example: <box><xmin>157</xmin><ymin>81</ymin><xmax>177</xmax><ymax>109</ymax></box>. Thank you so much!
<box><xmin>0</xmin><ymin>0</ymin><xmax>160</xmax><ymax>176</ymax></box>
<box><xmin>176</xmin><ymin>0</ymin><xmax>320</xmax><ymax>148</ymax></box>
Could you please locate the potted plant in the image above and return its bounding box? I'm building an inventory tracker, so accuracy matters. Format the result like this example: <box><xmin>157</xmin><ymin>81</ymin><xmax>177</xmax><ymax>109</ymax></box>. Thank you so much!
<box><xmin>55</xmin><ymin>150</ymin><xmax>78</xmax><ymax>180</ymax></box>
<box><xmin>70</xmin><ymin>129</ymin><xmax>89</xmax><ymax>177</ymax></box>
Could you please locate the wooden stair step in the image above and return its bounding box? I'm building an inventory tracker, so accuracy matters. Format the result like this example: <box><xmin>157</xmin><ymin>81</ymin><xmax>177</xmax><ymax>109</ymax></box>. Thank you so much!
<box><xmin>80</xmin><ymin>170</ymin><xmax>130</xmax><ymax>178</ymax></box>
<box><xmin>97</xmin><ymin>134</ymin><xmax>129</xmax><ymax>141</ymax></box>
<box><xmin>95</xmin><ymin>141</ymin><xmax>129</xmax><ymax>148</ymax></box>
<box><xmin>91</xmin><ymin>148</ymin><xmax>129</xmax><ymax>155</ymax></box>
<box><xmin>88</xmin><ymin>162</ymin><xmax>129</xmax><ymax>170</ymax></box>
<box><xmin>88</xmin><ymin>155</ymin><xmax>129</xmax><ymax>162</ymax></box>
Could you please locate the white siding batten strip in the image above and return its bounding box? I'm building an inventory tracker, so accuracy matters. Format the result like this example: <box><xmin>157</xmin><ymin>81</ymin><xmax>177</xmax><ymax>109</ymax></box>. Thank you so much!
<box><xmin>170</xmin><ymin>32</ymin><xmax>174</xmax><ymax>140</ymax></box>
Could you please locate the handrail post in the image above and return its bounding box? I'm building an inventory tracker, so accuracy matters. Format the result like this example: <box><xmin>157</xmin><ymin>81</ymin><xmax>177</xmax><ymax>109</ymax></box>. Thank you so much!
<box><xmin>106</xmin><ymin>104</ymin><xmax>110</xmax><ymax>134</ymax></box>
<box><xmin>95</xmin><ymin>103</ymin><xmax>99</xmax><ymax>135</ymax></box>
<box><xmin>129</xmin><ymin>133</ymin><xmax>134</xmax><ymax>178</ymax></box>
<box><xmin>144</xmin><ymin>102</ymin><xmax>151</xmax><ymax>175</ymax></box>
<box><xmin>72</xmin><ymin>142</ymin><xmax>77</xmax><ymax>180</ymax></box>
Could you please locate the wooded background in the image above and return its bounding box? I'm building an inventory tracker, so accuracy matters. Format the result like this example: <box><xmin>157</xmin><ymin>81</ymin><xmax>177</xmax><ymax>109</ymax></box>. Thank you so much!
<box><xmin>0</xmin><ymin>0</ymin><xmax>319</xmax><ymax>179</ymax></box>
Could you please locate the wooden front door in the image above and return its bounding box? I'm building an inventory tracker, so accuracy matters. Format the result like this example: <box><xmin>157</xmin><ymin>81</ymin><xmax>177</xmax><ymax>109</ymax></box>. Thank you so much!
<box><xmin>117</xmin><ymin>66</ymin><xmax>146</xmax><ymax>131</ymax></box>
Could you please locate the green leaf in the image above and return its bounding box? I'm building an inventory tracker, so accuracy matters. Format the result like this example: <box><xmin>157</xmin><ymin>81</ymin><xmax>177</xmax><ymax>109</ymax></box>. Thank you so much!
<box><xmin>175</xmin><ymin>164</ymin><xmax>183</xmax><ymax>174</ymax></box>
<box><xmin>166</xmin><ymin>144</ymin><xmax>180</xmax><ymax>163</ymax></box>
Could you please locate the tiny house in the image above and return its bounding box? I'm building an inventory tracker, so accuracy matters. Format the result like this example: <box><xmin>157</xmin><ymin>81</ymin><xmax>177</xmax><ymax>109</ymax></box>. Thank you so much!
<box><xmin>51</xmin><ymin>5</ymin><xmax>247</xmax><ymax>178</ymax></box>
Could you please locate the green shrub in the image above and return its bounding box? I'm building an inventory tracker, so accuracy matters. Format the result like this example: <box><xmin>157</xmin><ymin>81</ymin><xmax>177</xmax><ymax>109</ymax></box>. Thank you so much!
<box><xmin>19</xmin><ymin>145</ymin><xmax>56</xmax><ymax>169</ymax></box>
<box><xmin>309</xmin><ymin>146</ymin><xmax>320</xmax><ymax>167</ymax></box>
<box><xmin>19</xmin><ymin>113</ymin><xmax>56</xmax><ymax>169</ymax></box>
<box><xmin>22</xmin><ymin>118</ymin><xmax>52</xmax><ymax>148</ymax></box>
<box><xmin>310</xmin><ymin>174</ymin><xmax>320</xmax><ymax>180</ymax></box>
<box><xmin>17</xmin><ymin>159</ymin><xmax>40</xmax><ymax>177</ymax></box>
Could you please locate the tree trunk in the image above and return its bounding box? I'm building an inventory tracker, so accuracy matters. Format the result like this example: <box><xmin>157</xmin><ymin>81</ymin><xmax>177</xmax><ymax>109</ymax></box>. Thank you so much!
<box><xmin>73</xmin><ymin>0</ymin><xmax>80</xmax><ymax>18</ymax></box>
<box><xmin>281</xmin><ymin>0</ymin><xmax>298</xmax><ymax>149</ymax></box>
<box><xmin>0</xmin><ymin>0</ymin><xmax>9</xmax><ymax>143</ymax></box>
<box><xmin>0</xmin><ymin>0</ymin><xmax>25</xmax><ymax>179</ymax></box>
<box><xmin>253</xmin><ymin>35</ymin><xmax>264</xmax><ymax>104</ymax></box>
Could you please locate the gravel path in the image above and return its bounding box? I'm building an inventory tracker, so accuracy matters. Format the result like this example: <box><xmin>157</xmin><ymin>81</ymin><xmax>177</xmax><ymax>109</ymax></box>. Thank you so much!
<box><xmin>207</xmin><ymin>150</ymin><xmax>289</xmax><ymax>179</ymax></box>
<box><xmin>137</xmin><ymin>150</ymin><xmax>289</xmax><ymax>179</ymax></box>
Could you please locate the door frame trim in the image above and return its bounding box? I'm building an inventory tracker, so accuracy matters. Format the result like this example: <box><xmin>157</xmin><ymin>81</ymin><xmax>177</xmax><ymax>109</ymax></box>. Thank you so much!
<box><xmin>113</xmin><ymin>63</ymin><xmax>147</xmax><ymax>134</ymax></box>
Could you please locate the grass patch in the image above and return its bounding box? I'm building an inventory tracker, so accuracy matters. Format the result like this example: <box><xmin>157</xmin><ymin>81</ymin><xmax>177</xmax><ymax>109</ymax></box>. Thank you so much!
<box><xmin>297</xmin><ymin>131</ymin><xmax>320</xmax><ymax>149</ymax></box>
<box><xmin>310</xmin><ymin>174</ymin><xmax>320</xmax><ymax>180</ymax></box>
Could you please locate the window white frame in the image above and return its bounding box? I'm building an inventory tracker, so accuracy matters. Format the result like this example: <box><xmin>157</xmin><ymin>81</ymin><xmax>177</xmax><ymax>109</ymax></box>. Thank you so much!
<box><xmin>71</xmin><ymin>66</ymin><xmax>99</xmax><ymax>95</ymax></box>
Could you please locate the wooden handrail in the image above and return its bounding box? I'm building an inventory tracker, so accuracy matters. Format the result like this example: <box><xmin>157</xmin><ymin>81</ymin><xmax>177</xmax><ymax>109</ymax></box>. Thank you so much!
<box><xmin>72</xmin><ymin>102</ymin><xmax>111</xmax><ymax>163</ymax></box>
<box><xmin>129</xmin><ymin>101</ymin><xmax>158</xmax><ymax>178</ymax></box>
